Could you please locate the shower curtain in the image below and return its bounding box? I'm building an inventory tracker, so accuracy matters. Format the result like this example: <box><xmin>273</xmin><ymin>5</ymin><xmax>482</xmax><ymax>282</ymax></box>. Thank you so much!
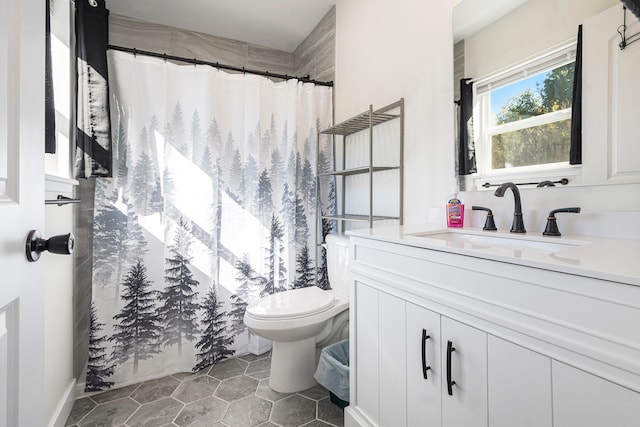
<box><xmin>85</xmin><ymin>50</ymin><xmax>334</xmax><ymax>391</ymax></box>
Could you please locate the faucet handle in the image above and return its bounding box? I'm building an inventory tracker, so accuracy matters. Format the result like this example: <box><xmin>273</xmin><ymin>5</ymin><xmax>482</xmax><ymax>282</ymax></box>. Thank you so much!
<box><xmin>543</xmin><ymin>207</ymin><xmax>581</xmax><ymax>237</ymax></box>
<box><xmin>472</xmin><ymin>206</ymin><xmax>497</xmax><ymax>231</ymax></box>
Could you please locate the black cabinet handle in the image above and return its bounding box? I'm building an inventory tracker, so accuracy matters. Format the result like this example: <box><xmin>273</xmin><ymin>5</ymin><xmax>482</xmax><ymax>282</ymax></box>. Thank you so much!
<box><xmin>446</xmin><ymin>340</ymin><xmax>456</xmax><ymax>396</ymax></box>
<box><xmin>421</xmin><ymin>329</ymin><xmax>431</xmax><ymax>379</ymax></box>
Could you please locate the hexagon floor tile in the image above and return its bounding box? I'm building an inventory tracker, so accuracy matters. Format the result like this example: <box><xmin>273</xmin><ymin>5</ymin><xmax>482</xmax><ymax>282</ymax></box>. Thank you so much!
<box><xmin>66</xmin><ymin>354</ymin><xmax>344</xmax><ymax>427</ymax></box>
<box><xmin>270</xmin><ymin>395</ymin><xmax>317</xmax><ymax>427</ymax></box>
<box><xmin>224</xmin><ymin>395</ymin><xmax>272</xmax><ymax>426</ymax></box>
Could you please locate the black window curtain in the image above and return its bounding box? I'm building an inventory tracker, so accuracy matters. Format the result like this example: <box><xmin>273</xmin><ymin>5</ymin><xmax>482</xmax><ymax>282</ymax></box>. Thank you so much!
<box><xmin>621</xmin><ymin>0</ymin><xmax>640</xmax><ymax>19</ymax></box>
<box><xmin>75</xmin><ymin>0</ymin><xmax>112</xmax><ymax>178</ymax></box>
<box><xmin>569</xmin><ymin>25</ymin><xmax>583</xmax><ymax>165</ymax></box>
<box><xmin>45</xmin><ymin>0</ymin><xmax>56</xmax><ymax>154</ymax></box>
<box><xmin>458</xmin><ymin>78</ymin><xmax>477</xmax><ymax>175</ymax></box>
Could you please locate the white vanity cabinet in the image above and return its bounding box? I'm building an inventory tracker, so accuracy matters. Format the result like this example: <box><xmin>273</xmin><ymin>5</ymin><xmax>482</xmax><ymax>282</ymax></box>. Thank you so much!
<box><xmin>346</xmin><ymin>233</ymin><xmax>640</xmax><ymax>427</ymax></box>
<box><xmin>355</xmin><ymin>284</ymin><xmax>490</xmax><ymax>427</ymax></box>
<box><xmin>552</xmin><ymin>361</ymin><xmax>640</xmax><ymax>427</ymax></box>
<box><xmin>354</xmin><ymin>284</ymin><xmax>551</xmax><ymax>427</ymax></box>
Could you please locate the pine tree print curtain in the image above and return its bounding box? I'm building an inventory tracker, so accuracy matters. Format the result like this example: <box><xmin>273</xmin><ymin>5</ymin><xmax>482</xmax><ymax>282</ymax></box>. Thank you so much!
<box><xmin>86</xmin><ymin>50</ymin><xmax>334</xmax><ymax>391</ymax></box>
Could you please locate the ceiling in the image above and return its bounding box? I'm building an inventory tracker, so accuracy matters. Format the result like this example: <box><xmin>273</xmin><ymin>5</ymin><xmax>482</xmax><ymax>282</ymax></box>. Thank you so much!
<box><xmin>105</xmin><ymin>0</ymin><xmax>336</xmax><ymax>52</ymax></box>
<box><xmin>453</xmin><ymin>0</ymin><xmax>531</xmax><ymax>42</ymax></box>
<box><xmin>105</xmin><ymin>0</ymin><xmax>531</xmax><ymax>52</ymax></box>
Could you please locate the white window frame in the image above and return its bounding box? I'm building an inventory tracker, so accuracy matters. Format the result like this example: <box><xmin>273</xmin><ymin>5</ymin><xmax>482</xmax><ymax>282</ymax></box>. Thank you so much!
<box><xmin>465</xmin><ymin>40</ymin><xmax>583</xmax><ymax>190</ymax></box>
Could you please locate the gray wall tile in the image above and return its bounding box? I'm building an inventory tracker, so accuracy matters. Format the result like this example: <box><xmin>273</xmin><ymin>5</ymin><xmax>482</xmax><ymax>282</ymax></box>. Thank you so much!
<box><xmin>247</xmin><ymin>44</ymin><xmax>294</xmax><ymax>76</ymax></box>
<box><xmin>73</xmin><ymin>178</ymin><xmax>95</xmax><ymax>380</ymax></box>
<box><xmin>170</xmin><ymin>27</ymin><xmax>251</xmax><ymax>69</ymax></box>
<box><xmin>108</xmin><ymin>7</ymin><xmax>334</xmax><ymax>83</ymax></box>
<box><xmin>109</xmin><ymin>14</ymin><xmax>172</xmax><ymax>54</ymax></box>
<box><xmin>294</xmin><ymin>6</ymin><xmax>335</xmax><ymax>82</ymax></box>
<box><xmin>453</xmin><ymin>40</ymin><xmax>465</xmax><ymax>100</ymax></box>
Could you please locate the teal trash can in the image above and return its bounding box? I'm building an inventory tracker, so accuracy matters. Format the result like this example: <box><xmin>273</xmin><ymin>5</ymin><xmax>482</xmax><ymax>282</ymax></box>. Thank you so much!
<box><xmin>314</xmin><ymin>339</ymin><xmax>349</xmax><ymax>408</ymax></box>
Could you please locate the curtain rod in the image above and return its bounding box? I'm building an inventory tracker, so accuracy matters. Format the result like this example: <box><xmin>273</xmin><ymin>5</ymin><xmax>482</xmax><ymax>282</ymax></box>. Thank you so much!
<box><xmin>107</xmin><ymin>45</ymin><xmax>334</xmax><ymax>87</ymax></box>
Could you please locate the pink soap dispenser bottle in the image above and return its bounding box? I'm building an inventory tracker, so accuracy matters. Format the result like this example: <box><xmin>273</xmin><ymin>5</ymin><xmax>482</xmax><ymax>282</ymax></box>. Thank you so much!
<box><xmin>446</xmin><ymin>191</ymin><xmax>464</xmax><ymax>228</ymax></box>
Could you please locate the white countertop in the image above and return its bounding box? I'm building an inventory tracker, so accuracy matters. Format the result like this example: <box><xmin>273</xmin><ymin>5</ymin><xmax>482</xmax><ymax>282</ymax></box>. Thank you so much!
<box><xmin>346</xmin><ymin>224</ymin><xmax>640</xmax><ymax>286</ymax></box>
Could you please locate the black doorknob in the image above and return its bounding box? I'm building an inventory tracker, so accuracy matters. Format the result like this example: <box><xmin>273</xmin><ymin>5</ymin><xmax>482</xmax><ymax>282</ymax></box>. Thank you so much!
<box><xmin>25</xmin><ymin>230</ymin><xmax>75</xmax><ymax>262</ymax></box>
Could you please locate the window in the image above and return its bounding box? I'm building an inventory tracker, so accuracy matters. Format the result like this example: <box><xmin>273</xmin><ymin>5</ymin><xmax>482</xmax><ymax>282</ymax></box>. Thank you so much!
<box><xmin>471</xmin><ymin>42</ymin><xmax>579</xmax><ymax>184</ymax></box>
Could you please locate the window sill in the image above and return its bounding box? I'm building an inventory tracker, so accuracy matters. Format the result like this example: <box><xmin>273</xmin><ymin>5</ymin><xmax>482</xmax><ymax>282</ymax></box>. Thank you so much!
<box><xmin>45</xmin><ymin>174</ymin><xmax>79</xmax><ymax>196</ymax></box>
<box><xmin>463</xmin><ymin>164</ymin><xmax>582</xmax><ymax>191</ymax></box>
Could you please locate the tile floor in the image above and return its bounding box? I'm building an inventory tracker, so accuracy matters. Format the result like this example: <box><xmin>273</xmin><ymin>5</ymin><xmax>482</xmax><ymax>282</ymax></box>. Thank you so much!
<box><xmin>65</xmin><ymin>352</ymin><xmax>345</xmax><ymax>427</ymax></box>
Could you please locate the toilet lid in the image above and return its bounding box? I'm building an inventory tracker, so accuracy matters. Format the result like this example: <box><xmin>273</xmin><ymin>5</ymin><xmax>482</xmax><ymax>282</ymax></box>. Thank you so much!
<box><xmin>247</xmin><ymin>287</ymin><xmax>335</xmax><ymax>319</ymax></box>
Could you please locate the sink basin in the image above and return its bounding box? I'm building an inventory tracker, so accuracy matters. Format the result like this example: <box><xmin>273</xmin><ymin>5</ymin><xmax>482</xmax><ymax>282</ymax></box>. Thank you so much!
<box><xmin>408</xmin><ymin>230</ymin><xmax>589</xmax><ymax>254</ymax></box>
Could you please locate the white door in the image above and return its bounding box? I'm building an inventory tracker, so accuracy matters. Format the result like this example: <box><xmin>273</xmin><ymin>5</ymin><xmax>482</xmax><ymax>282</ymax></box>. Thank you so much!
<box><xmin>0</xmin><ymin>0</ymin><xmax>46</xmax><ymax>426</ymax></box>
<box><xmin>487</xmin><ymin>335</ymin><xmax>552</xmax><ymax>427</ymax></box>
<box><xmin>406</xmin><ymin>303</ymin><xmax>441</xmax><ymax>427</ymax></box>
<box><xmin>353</xmin><ymin>282</ymin><xmax>379</xmax><ymax>425</ymax></box>
<box><xmin>441</xmin><ymin>317</ymin><xmax>488</xmax><ymax>427</ymax></box>
<box><xmin>378</xmin><ymin>291</ymin><xmax>406</xmax><ymax>427</ymax></box>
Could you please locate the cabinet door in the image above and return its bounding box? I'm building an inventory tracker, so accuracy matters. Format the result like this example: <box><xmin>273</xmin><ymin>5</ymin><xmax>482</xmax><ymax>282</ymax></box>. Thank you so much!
<box><xmin>406</xmin><ymin>303</ymin><xmax>441</xmax><ymax>427</ymax></box>
<box><xmin>487</xmin><ymin>336</ymin><xmax>552</xmax><ymax>427</ymax></box>
<box><xmin>441</xmin><ymin>317</ymin><xmax>488</xmax><ymax>427</ymax></box>
<box><xmin>553</xmin><ymin>361</ymin><xmax>640</xmax><ymax>427</ymax></box>
<box><xmin>379</xmin><ymin>291</ymin><xmax>407</xmax><ymax>427</ymax></box>
<box><xmin>354</xmin><ymin>282</ymin><xmax>379</xmax><ymax>425</ymax></box>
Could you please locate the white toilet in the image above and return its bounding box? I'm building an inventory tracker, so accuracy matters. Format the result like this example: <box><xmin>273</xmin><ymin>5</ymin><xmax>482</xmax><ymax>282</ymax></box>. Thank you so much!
<box><xmin>243</xmin><ymin>234</ymin><xmax>350</xmax><ymax>393</ymax></box>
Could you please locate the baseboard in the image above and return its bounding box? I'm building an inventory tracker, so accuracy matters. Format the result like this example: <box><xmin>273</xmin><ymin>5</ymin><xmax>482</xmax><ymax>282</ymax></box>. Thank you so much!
<box><xmin>48</xmin><ymin>378</ymin><xmax>76</xmax><ymax>427</ymax></box>
<box><xmin>75</xmin><ymin>380</ymin><xmax>86</xmax><ymax>397</ymax></box>
<box><xmin>345</xmin><ymin>406</ymin><xmax>374</xmax><ymax>427</ymax></box>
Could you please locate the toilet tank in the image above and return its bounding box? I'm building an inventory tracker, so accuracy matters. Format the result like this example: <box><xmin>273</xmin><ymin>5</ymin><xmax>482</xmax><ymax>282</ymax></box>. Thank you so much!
<box><xmin>325</xmin><ymin>234</ymin><xmax>350</xmax><ymax>299</ymax></box>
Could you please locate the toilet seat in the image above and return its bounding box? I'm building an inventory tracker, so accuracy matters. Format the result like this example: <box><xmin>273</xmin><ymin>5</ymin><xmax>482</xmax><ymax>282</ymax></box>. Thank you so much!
<box><xmin>246</xmin><ymin>286</ymin><xmax>336</xmax><ymax>320</ymax></box>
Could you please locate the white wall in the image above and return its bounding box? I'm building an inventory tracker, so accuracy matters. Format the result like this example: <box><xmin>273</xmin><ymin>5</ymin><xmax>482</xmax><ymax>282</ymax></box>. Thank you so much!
<box><xmin>44</xmin><ymin>178</ymin><xmax>76</xmax><ymax>427</ymax></box>
<box><xmin>464</xmin><ymin>0</ymin><xmax>617</xmax><ymax>78</ymax></box>
<box><xmin>335</xmin><ymin>0</ymin><xmax>459</xmax><ymax>225</ymax></box>
<box><xmin>44</xmin><ymin>0</ymin><xmax>76</xmax><ymax>425</ymax></box>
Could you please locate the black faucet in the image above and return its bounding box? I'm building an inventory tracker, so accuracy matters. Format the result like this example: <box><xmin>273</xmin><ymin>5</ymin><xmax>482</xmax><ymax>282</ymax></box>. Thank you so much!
<box><xmin>543</xmin><ymin>207</ymin><xmax>581</xmax><ymax>236</ymax></box>
<box><xmin>494</xmin><ymin>182</ymin><xmax>526</xmax><ymax>233</ymax></box>
<box><xmin>472</xmin><ymin>206</ymin><xmax>497</xmax><ymax>231</ymax></box>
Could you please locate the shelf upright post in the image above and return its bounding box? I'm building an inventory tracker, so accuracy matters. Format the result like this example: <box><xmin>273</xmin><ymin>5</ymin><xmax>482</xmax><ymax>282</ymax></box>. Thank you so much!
<box><xmin>315</xmin><ymin>129</ymin><xmax>320</xmax><ymax>287</ymax></box>
<box><xmin>368</xmin><ymin>105</ymin><xmax>374</xmax><ymax>228</ymax></box>
<box><xmin>340</xmin><ymin>121</ymin><xmax>346</xmax><ymax>234</ymax></box>
<box><xmin>399</xmin><ymin>98</ymin><xmax>404</xmax><ymax>226</ymax></box>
